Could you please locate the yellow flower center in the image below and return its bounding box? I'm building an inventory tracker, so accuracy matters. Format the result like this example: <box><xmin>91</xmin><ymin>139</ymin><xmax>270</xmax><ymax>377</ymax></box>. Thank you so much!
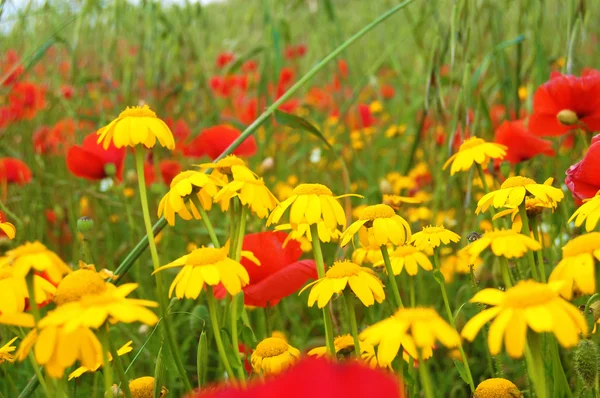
<box><xmin>334</xmin><ymin>334</ymin><xmax>355</xmax><ymax>350</ymax></box>
<box><xmin>359</xmin><ymin>204</ymin><xmax>395</xmax><ymax>220</ymax></box>
<box><xmin>562</xmin><ymin>233</ymin><xmax>600</xmax><ymax>257</ymax></box>
<box><xmin>326</xmin><ymin>261</ymin><xmax>363</xmax><ymax>278</ymax></box>
<box><xmin>254</xmin><ymin>337</ymin><xmax>289</xmax><ymax>358</ymax></box>
<box><xmin>504</xmin><ymin>281</ymin><xmax>556</xmax><ymax>307</ymax></box>
<box><xmin>500</xmin><ymin>176</ymin><xmax>536</xmax><ymax>189</ymax></box>
<box><xmin>187</xmin><ymin>247</ymin><xmax>227</xmax><ymax>266</ymax></box>
<box><xmin>458</xmin><ymin>137</ymin><xmax>485</xmax><ymax>151</ymax></box>
<box><xmin>129</xmin><ymin>376</ymin><xmax>158</xmax><ymax>398</ymax></box>
<box><xmin>421</xmin><ymin>225</ymin><xmax>445</xmax><ymax>234</ymax></box>
<box><xmin>292</xmin><ymin>183</ymin><xmax>333</xmax><ymax>196</ymax></box>
<box><xmin>119</xmin><ymin>105</ymin><xmax>156</xmax><ymax>119</ymax></box>
<box><xmin>475</xmin><ymin>378</ymin><xmax>521</xmax><ymax>398</ymax></box>
<box><xmin>54</xmin><ymin>269</ymin><xmax>107</xmax><ymax>306</ymax></box>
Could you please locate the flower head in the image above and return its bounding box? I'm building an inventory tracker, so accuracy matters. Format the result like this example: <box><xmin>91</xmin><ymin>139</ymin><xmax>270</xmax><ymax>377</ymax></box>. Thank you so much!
<box><xmin>464</xmin><ymin>229</ymin><xmax>541</xmax><ymax>262</ymax></box>
<box><xmin>0</xmin><ymin>241</ymin><xmax>71</xmax><ymax>284</ymax></box>
<box><xmin>307</xmin><ymin>334</ymin><xmax>377</xmax><ymax>367</ymax></box>
<box><xmin>97</xmin><ymin>105</ymin><xmax>175</xmax><ymax>150</ymax></box>
<box><xmin>299</xmin><ymin>260</ymin><xmax>385</xmax><ymax>308</ymax></box>
<box><xmin>569</xmin><ymin>191</ymin><xmax>600</xmax><ymax>232</ymax></box>
<box><xmin>474</xmin><ymin>378</ymin><xmax>522</xmax><ymax>398</ymax></box>
<box><xmin>0</xmin><ymin>212</ymin><xmax>15</xmax><ymax>240</ymax></box>
<box><xmin>67</xmin><ymin>132</ymin><xmax>126</xmax><ymax>181</ymax></box>
<box><xmin>129</xmin><ymin>376</ymin><xmax>168</xmax><ymax>398</ymax></box>
<box><xmin>374</xmin><ymin>245</ymin><xmax>432</xmax><ymax>276</ymax></box>
<box><xmin>351</xmin><ymin>245</ymin><xmax>385</xmax><ymax>265</ymax></box>
<box><xmin>566</xmin><ymin>135</ymin><xmax>600</xmax><ymax>201</ymax></box>
<box><xmin>0</xmin><ymin>266</ymin><xmax>56</xmax><ymax>314</ymax></box>
<box><xmin>53</xmin><ymin>268</ymin><xmax>107</xmax><ymax>306</ymax></box>
<box><xmin>340</xmin><ymin>204</ymin><xmax>411</xmax><ymax>248</ymax></box>
<box><xmin>493</xmin><ymin>197</ymin><xmax>556</xmax><ymax>232</ymax></box>
<box><xmin>443</xmin><ymin>137</ymin><xmax>506</xmax><ymax>175</ymax></box>
<box><xmin>0</xmin><ymin>336</ymin><xmax>18</xmax><ymax>364</ymax></box>
<box><xmin>410</xmin><ymin>225</ymin><xmax>460</xmax><ymax>251</ymax></box>
<box><xmin>182</xmin><ymin>124</ymin><xmax>257</xmax><ymax>160</ymax></box>
<box><xmin>0</xmin><ymin>157</ymin><xmax>32</xmax><ymax>185</ymax></box>
<box><xmin>251</xmin><ymin>337</ymin><xmax>300</xmax><ymax>375</ymax></box>
<box><xmin>199</xmin><ymin>154</ymin><xmax>247</xmax><ymax>183</ymax></box>
<box><xmin>462</xmin><ymin>280</ymin><xmax>587</xmax><ymax>357</ymax></box>
<box><xmin>494</xmin><ymin>120</ymin><xmax>555</xmax><ymax>164</ymax></box>
<box><xmin>382</xmin><ymin>194</ymin><xmax>422</xmax><ymax>210</ymax></box>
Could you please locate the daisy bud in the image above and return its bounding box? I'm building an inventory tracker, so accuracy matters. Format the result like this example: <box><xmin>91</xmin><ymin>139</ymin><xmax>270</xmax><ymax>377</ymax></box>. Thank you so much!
<box><xmin>125</xmin><ymin>169</ymin><xmax>137</xmax><ymax>184</ymax></box>
<box><xmin>574</xmin><ymin>339</ymin><xmax>600</xmax><ymax>389</ymax></box>
<box><xmin>379</xmin><ymin>179</ymin><xmax>393</xmax><ymax>194</ymax></box>
<box><xmin>77</xmin><ymin>216</ymin><xmax>94</xmax><ymax>234</ymax></box>
<box><xmin>557</xmin><ymin>109</ymin><xmax>579</xmax><ymax>126</ymax></box>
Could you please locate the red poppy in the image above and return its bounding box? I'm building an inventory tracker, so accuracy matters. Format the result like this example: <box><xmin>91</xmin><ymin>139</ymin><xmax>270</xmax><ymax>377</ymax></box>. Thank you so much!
<box><xmin>8</xmin><ymin>82</ymin><xmax>46</xmax><ymax>120</ymax></box>
<box><xmin>66</xmin><ymin>133</ymin><xmax>126</xmax><ymax>181</ymax></box>
<box><xmin>242</xmin><ymin>60</ymin><xmax>258</xmax><ymax>73</ymax></box>
<box><xmin>529</xmin><ymin>70</ymin><xmax>600</xmax><ymax>136</ymax></box>
<box><xmin>60</xmin><ymin>85</ymin><xmax>74</xmax><ymax>99</ymax></box>
<box><xmin>1</xmin><ymin>49</ymin><xmax>24</xmax><ymax>86</ymax></box>
<box><xmin>165</xmin><ymin>118</ymin><xmax>192</xmax><ymax>143</ymax></box>
<box><xmin>160</xmin><ymin>160</ymin><xmax>182</xmax><ymax>186</ymax></box>
<box><xmin>0</xmin><ymin>158</ymin><xmax>32</xmax><ymax>184</ymax></box>
<box><xmin>216</xmin><ymin>52</ymin><xmax>235</xmax><ymax>69</ymax></box>
<box><xmin>380</xmin><ymin>84</ymin><xmax>395</xmax><ymax>99</ymax></box>
<box><xmin>566</xmin><ymin>134</ymin><xmax>600</xmax><ymax>202</ymax></box>
<box><xmin>338</xmin><ymin>59</ymin><xmax>349</xmax><ymax>80</ymax></box>
<box><xmin>182</xmin><ymin>125</ymin><xmax>257</xmax><ymax>160</ymax></box>
<box><xmin>494</xmin><ymin>120</ymin><xmax>555</xmax><ymax>164</ymax></box>
<box><xmin>192</xmin><ymin>357</ymin><xmax>404</xmax><ymax>398</ymax></box>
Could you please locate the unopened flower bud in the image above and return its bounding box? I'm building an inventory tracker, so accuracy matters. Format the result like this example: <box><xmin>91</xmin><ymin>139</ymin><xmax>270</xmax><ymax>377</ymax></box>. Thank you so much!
<box><xmin>557</xmin><ymin>109</ymin><xmax>579</xmax><ymax>126</ymax></box>
<box><xmin>77</xmin><ymin>217</ymin><xmax>94</xmax><ymax>234</ymax></box>
<box><xmin>104</xmin><ymin>163</ymin><xmax>117</xmax><ymax>177</ymax></box>
<box><xmin>260</xmin><ymin>157</ymin><xmax>275</xmax><ymax>173</ymax></box>
<box><xmin>574</xmin><ymin>339</ymin><xmax>600</xmax><ymax>389</ymax></box>
<box><xmin>379</xmin><ymin>179</ymin><xmax>393</xmax><ymax>195</ymax></box>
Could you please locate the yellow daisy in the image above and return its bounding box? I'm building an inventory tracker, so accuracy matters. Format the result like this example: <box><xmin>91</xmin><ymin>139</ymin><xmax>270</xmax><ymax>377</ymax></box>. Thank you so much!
<box><xmin>68</xmin><ymin>341</ymin><xmax>133</xmax><ymax>380</ymax></box>
<box><xmin>307</xmin><ymin>334</ymin><xmax>378</xmax><ymax>367</ymax></box>
<box><xmin>374</xmin><ymin>245</ymin><xmax>432</xmax><ymax>276</ymax></box>
<box><xmin>157</xmin><ymin>170</ymin><xmax>220</xmax><ymax>226</ymax></box>
<box><xmin>410</xmin><ymin>225</ymin><xmax>461</xmax><ymax>251</ymax></box>
<box><xmin>443</xmin><ymin>137</ymin><xmax>507</xmax><ymax>175</ymax></box>
<box><xmin>199</xmin><ymin>154</ymin><xmax>247</xmax><ymax>184</ymax></box>
<box><xmin>0</xmin><ymin>336</ymin><xmax>18</xmax><ymax>364</ymax></box>
<box><xmin>442</xmin><ymin>248</ymin><xmax>483</xmax><ymax>276</ymax></box>
<box><xmin>0</xmin><ymin>265</ymin><xmax>56</xmax><ymax>314</ymax></box>
<box><xmin>0</xmin><ymin>213</ymin><xmax>15</xmax><ymax>240</ymax></box>
<box><xmin>154</xmin><ymin>245</ymin><xmax>258</xmax><ymax>298</ymax></box>
<box><xmin>462</xmin><ymin>280</ymin><xmax>587</xmax><ymax>358</ymax></box>
<box><xmin>464</xmin><ymin>229</ymin><xmax>541</xmax><ymax>262</ymax></box>
<box><xmin>474</xmin><ymin>378</ymin><xmax>522</xmax><ymax>398</ymax></box>
<box><xmin>476</xmin><ymin>176</ymin><xmax>564</xmax><ymax>214</ymax></box>
<box><xmin>0</xmin><ymin>241</ymin><xmax>71</xmax><ymax>284</ymax></box>
<box><xmin>360</xmin><ymin>307</ymin><xmax>458</xmax><ymax>367</ymax></box>
<box><xmin>96</xmin><ymin>105</ymin><xmax>175</xmax><ymax>150</ymax></box>
<box><xmin>250</xmin><ymin>337</ymin><xmax>300</xmax><ymax>375</ymax></box>
<box><xmin>212</xmin><ymin>165</ymin><xmax>278</xmax><ymax>219</ymax></box>
<box><xmin>382</xmin><ymin>194</ymin><xmax>422</xmax><ymax>210</ymax></box>
<box><xmin>340</xmin><ymin>204</ymin><xmax>411</xmax><ymax>248</ymax></box>
<box><xmin>548</xmin><ymin>233</ymin><xmax>600</xmax><ymax>299</ymax></box>
<box><xmin>569</xmin><ymin>191</ymin><xmax>600</xmax><ymax>232</ymax></box>
<box><xmin>275</xmin><ymin>222</ymin><xmax>342</xmax><ymax>245</ymax></box>
<box><xmin>128</xmin><ymin>376</ymin><xmax>168</xmax><ymax>398</ymax></box>
<box><xmin>351</xmin><ymin>244</ymin><xmax>385</xmax><ymax>265</ymax></box>
<box><xmin>299</xmin><ymin>260</ymin><xmax>385</xmax><ymax>308</ymax></box>
<box><xmin>493</xmin><ymin>197</ymin><xmax>556</xmax><ymax>232</ymax></box>
<box><xmin>53</xmin><ymin>268</ymin><xmax>107</xmax><ymax>306</ymax></box>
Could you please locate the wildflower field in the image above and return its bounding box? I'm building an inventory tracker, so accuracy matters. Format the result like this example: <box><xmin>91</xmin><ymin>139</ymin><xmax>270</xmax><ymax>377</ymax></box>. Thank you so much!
<box><xmin>2</xmin><ymin>0</ymin><xmax>600</xmax><ymax>396</ymax></box>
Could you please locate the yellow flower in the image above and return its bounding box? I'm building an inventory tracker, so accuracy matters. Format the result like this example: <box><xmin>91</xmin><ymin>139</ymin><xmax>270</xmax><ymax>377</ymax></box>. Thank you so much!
<box><xmin>340</xmin><ymin>204</ymin><xmax>411</xmax><ymax>248</ymax></box>
<box><xmin>518</xmin><ymin>86</ymin><xmax>529</xmax><ymax>100</ymax></box>
<box><xmin>569</xmin><ymin>191</ymin><xmax>600</xmax><ymax>232</ymax></box>
<box><xmin>307</xmin><ymin>334</ymin><xmax>377</xmax><ymax>367</ymax></box>
<box><xmin>474</xmin><ymin>378</ymin><xmax>522</xmax><ymax>398</ymax></box>
<box><xmin>360</xmin><ymin>307</ymin><xmax>458</xmax><ymax>367</ymax></box>
<box><xmin>129</xmin><ymin>376</ymin><xmax>168</xmax><ymax>398</ymax></box>
<box><xmin>154</xmin><ymin>246</ymin><xmax>258</xmax><ymax>298</ymax></box>
<box><xmin>407</xmin><ymin>206</ymin><xmax>433</xmax><ymax>223</ymax></box>
<box><xmin>369</xmin><ymin>101</ymin><xmax>383</xmax><ymax>113</ymax></box>
<box><xmin>213</xmin><ymin>165</ymin><xmax>278</xmax><ymax>219</ymax></box>
<box><xmin>275</xmin><ymin>222</ymin><xmax>341</xmax><ymax>246</ymax></box>
<box><xmin>158</xmin><ymin>170</ymin><xmax>220</xmax><ymax>226</ymax></box>
<box><xmin>443</xmin><ymin>137</ymin><xmax>507</xmax><ymax>175</ymax></box>
<box><xmin>476</xmin><ymin>176</ymin><xmax>564</xmax><ymax>214</ymax></box>
<box><xmin>374</xmin><ymin>245</ymin><xmax>433</xmax><ymax>276</ymax></box>
<box><xmin>0</xmin><ymin>265</ymin><xmax>56</xmax><ymax>314</ymax></box>
<box><xmin>251</xmin><ymin>337</ymin><xmax>300</xmax><ymax>375</ymax></box>
<box><xmin>464</xmin><ymin>229</ymin><xmax>541</xmax><ymax>262</ymax></box>
<box><xmin>0</xmin><ymin>241</ymin><xmax>71</xmax><ymax>284</ymax></box>
<box><xmin>410</xmin><ymin>225</ymin><xmax>461</xmax><ymax>251</ymax></box>
<box><xmin>351</xmin><ymin>245</ymin><xmax>384</xmax><ymax>265</ymax></box>
<box><xmin>548</xmin><ymin>233</ymin><xmax>600</xmax><ymax>299</ymax></box>
<box><xmin>493</xmin><ymin>197</ymin><xmax>556</xmax><ymax>232</ymax></box>
<box><xmin>96</xmin><ymin>105</ymin><xmax>175</xmax><ymax>150</ymax></box>
<box><xmin>443</xmin><ymin>248</ymin><xmax>483</xmax><ymax>276</ymax></box>
<box><xmin>385</xmin><ymin>124</ymin><xmax>407</xmax><ymax>138</ymax></box>
<box><xmin>0</xmin><ymin>213</ymin><xmax>15</xmax><ymax>239</ymax></box>
<box><xmin>68</xmin><ymin>341</ymin><xmax>133</xmax><ymax>380</ymax></box>
<box><xmin>200</xmin><ymin>154</ymin><xmax>247</xmax><ymax>183</ymax></box>
<box><xmin>462</xmin><ymin>280</ymin><xmax>587</xmax><ymax>358</ymax></box>
<box><xmin>0</xmin><ymin>336</ymin><xmax>18</xmax><ymax>364</ymax></box>
<box><xmin>382</xmin><ymin>194</ymin><xmax>422</xmax><ymax>210</ymax></box>
<box><xmin>300</xmin><ymin>260</ymin><xmax>385</xmax><ymax>308</ymax></box>
<box><xmin>53</xmin><ymin>268</ymin><xmax>107</xmax><ymax>306</ymax></box>
<box><xmin>385</xmin><ymin>172</ymin><xmax>416</xmax><ymax>194</ymax></box>
<box><xmin>123</xmin><ymin>188</ymin><xmax>135</xmax><ymax>198</ymax></box>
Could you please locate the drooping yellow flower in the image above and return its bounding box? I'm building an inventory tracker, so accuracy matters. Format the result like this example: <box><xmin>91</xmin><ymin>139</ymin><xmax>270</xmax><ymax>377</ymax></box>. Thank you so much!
<box><xmin>476</xmin><ymin>176</ymin><xmax>564</xmax><ymax>214</ymax></box>
<box><xmin>340</xmin><ymin>204</ymin><xmax>411</xmax><ymax>248</ymax></box>
<box><xmin>360</xmin><ymin>307</ymin><xmax>458</xmax><ymax>367</ymax></box>
<box><xmin>548</xmin><ymin>233</ymin><xmax>600</xmax><ymax>299</ymax></box>
<box><xmin>0</xmin><ymin>241</ymin><xmax>71</xmax><ymax>284</ymax></box>
<box><xmin>474</xmin><ymin>378</ymin><xmax>522</xmax><ymax>398</ymax></box>
<box><xmin>199</xmin><ymin>154</ymin><xmax>247</xmax><ymax>183</ymax></box>
<box><xmin>68</xmin><ymin>341</ymin><xmax>133</xmax><ymax>380</ymax></box>
<box><xmin>569</xmin><ymin>191</ymin><xmax>600</xmax><ymax>232</ymax></box>
<box><xmin>410</xmin><ymin>225</ymin><xmax>461</xmax><ymax>251</ymax></box>
<box><xmin>53</xmin><ymin>268</ymin><xmax>107</xmax><ymax>306</ymax></box>
<box><xmin>443</xmin><ymin>137</ymin><xmax>507</xmax><ymax>175</ymax></box>
<box><xmin>154</xmin><ymin>246</ymin><xmax>258</xmax><ymax>298</ymax></box>
<box><xmin>462</xmin><ymin>280</ymin><xmax>587</xmax><ymax>358</ymax></box>
<box><xmin>0</xmin><ymin>265</ymin><xmax>56</xmax><ymax>314</ymax></box>
<box><xmin>129</xmin><ymin>376</ymin><xmax>168</xmax><ymax>398</ymax></box>
<box><xmin>212</xmin><ymin>165</ymin><xmax>278</xmax><ymax>219</ymax></box>
<box><xmin>374</xmin><ymin>245</ymin><xmax>432</xmax><ymax>276</ymax></box>
<box><xmin>300</xmin><ymin>260</ymin><xmax>385</xmax><ymax>308</ymax></box>
<box><xmin>97</xmin><ymin>105</ymin><xmax>175</xmax><ymax>150</ymax></box>
<box><xmin>251</xmin><ymin>337</ymin><xmax>300</xmax><ymax>375</ymax></box>
<box><xmin>307</xmin><ymin>334</ymin><xmax>378</xmax><ymax>367</ymax></box>
<box><xmin>0</xmin><ymin>336</ymin><xmax>18</xmax><ymax>364</ymax></box>
<box><xmin>0</xmin><ymin>213</ymin><xmax>15</xmax><ymax>240</ymax></box>
<box><xmin>351</xmin><ymin>245</ymin><xmax>385</xmax><ymax>265</ymax></box>
<box><xmin>493</xmin><ymin>197</ymin><xmax>556</xmax><ymax>232</ymax></box>
<box><xmin>464</xmin><ymin>229</ymin><xmax>541</xmax><ymax>262</ymax></box>
<box><xmin>158</xmin><ymin>170</ymin><xmax>220</xmax><ymax>226</ymax></box>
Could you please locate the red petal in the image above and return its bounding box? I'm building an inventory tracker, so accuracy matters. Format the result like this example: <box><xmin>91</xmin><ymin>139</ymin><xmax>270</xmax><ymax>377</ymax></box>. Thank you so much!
<box><xmin>183</xmin><ymin>125</ymin><xmax>257</xmax><ymax>160</ymax></box>
<box><xmin>66</xmin><ymin>146</ymin><xmax>107</xmax><ymax>180</ymax></box>
<box><xmin>241</xmin><ymin>231</ymin><xmax>302</xmax><ymax>284</ymax></box>
<box><xmin>159</xmin><ymin>160</ymin><xmax>182</xmax><ymax>185</ymax></box>
<box><xmin>0</xmin><ymin>158</ymin><xmax>32</xmax><ymax>184</ymax></box>
<box><xmin>495</xmin><ymin>120</ymin><xmax>555</xmax><ymax>164</ymax></box>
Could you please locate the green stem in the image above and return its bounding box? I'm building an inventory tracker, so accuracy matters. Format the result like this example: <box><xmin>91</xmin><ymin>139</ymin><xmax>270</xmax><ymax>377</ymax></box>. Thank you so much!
<box><xmin>194</xmin><ymin>198</ymin><xmax>220</xmax><ymax>248</ymax></box>
<box><xmin>500</xmin><ymin>257</ymin><xmax>514</xmax><ymax>288</ymax></box>
<box><xmin>530</xmin><ymin>217</ymin><xmax>547</xmax><ymax>282</ymax></box>
<box><xmin>525</xmin><ymin>335</ymin><xmax>548</xmax><ymax>398</ymax></box>
<box><xmin>206</xmin><ymin>286</ymin><xmax>236</xmax><ymax>381</ymax></box>
<box><xmin>309</xmin><ymin>224</ymin><xmax>336</xmax><ymax>356</ymax></box>
<box><xmin>380</xmin><ymin>245</ymin><xmax>404</xmax><ymax>309</ymax></box>
<box><xmin>409</xmin><ymin>276</ymin><xmax>416</xmax><ymax>307</ymax></box>
<box><xmin>234</xmin><ymin>205</ymin><xmax>247</xmax><ymax>262</ymax></box>
<box><xmin>108</xmin><ymin>334</ymin><xmax>132</xmax><ymax>398</ymax></box>
<box><xmin>98</xmin><ymin>326</ymin><xmax>113</xmax><ymax>398</ymax></box>
<box><xmin>231</xmin><ymin>203</ymin><xmax>247</xmax><ymax>381</ymax></box>
<box><xmin>133</xmin><ymin>148</ymin><xmax>192</xmax><ymax>392</ymax></box>
<box><xmin>417</xmin><ymin>351</ymin><xmax>434</xmax><ymax>398</ymax></box>
<box><xmin>25</xmin><ymin>273</ymin><xmax>41</xmax><ymax>326</ymax></box>
<box><xmin>344</xmin><ymin>291</ymin><xmax>361</xmax><ymax>358</ymax></box>
<box><xmin>81</xmin><ymin>236</ymin><xmax>94</xmax><ymax>264</ymax></box>
<box><xmin>518</xmin><ymin>202</ymin><xmax>539</xmax><ymax>280</ymax></box>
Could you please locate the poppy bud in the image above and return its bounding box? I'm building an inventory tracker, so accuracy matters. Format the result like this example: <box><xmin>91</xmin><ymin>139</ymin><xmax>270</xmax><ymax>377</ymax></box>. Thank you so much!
<box><xmin>574</xmin><ymin>339</ymin><xmax>600</xmax><ymax>389</ymax></box>
<box><xmin>104</xmin><ymin>163</ymin><xmax>117</xmax><ymax>177</ymax></box>
<box><xmin>557</xmin><ymin>109</ymin><xmax>579</xmax><ymax>126</ymax></box>
<box><xmin>77</xmin><ymin>217</ymin><xmax>94</xmax><ymax>234</ymax></box>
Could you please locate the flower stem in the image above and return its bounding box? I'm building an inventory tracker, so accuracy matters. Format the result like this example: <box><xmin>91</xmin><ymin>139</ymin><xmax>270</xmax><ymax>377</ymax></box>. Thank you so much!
<box><xmin>25</xmin><ymin>273</ymin><xmax>41</xmax><ymax>327</ymax></box>
<box><xmin>476</xmin><ymin>164</ymin><xmax>496</xmax><ymax>218</ymax></box>
<box><xmin>525</xmin><ymin>334</ymin><xmax>548</xmax><ymax>398</ymax></box>
<box><xmin>409</xmin><ymin>276</ymin><xmax>416</xmax><ymax>307</ymax></box>
<box><xmin>97</xmin><ymin>325</ymin><xmax>113</xmax><ymax>398</ymax></box>
<box><xmin>518</xmin><ymin>202</ymin><xmax>539</xmax><ymax>280</ymax></box>
<box><xmin>417</xmin><ymin>351</ymin><xmax>434</xmax><ymax>398</ymax></box>
<box><xmin>133</xmin><ymin>148</ymin><xmax>192</xmax><ymax>392</ymax></box>
<box><xmin>380</xmin><ymin>245</ymin><xmax>404</xmax><ymax>309</ymax></box>
<box><xmin>206</xmin><ymin>286</ymin><xmax>236</xmax><ymax>381</ymax></box>
<box><xmin>194</xmin><ymin>198</ymin><xmax>220</xmax><ymax>248</ymax></box>
<box><xmin>500</xmin><ymin>257</ymin><xmax>514</xmax><ymax>288</ymax></box>
<box><xmin>231</xmin><ymin>202</ymin><xmax>247</xmax><ymax>382</ymax></box>
<box><xmin>309</xmin><ymin>224</ymin><xmax>336</xmax><ymax>356</ymax></box>
<box><xmin>108</xmin><ymin>333</ymin><xmax>132</xmax><ymax>398</ymax></box>
<box><xmin>344</xmin><ymin>291</ymin><xmax>361</xmax><ymax>358</ymax></box>
<box><xmin>530</xmin><ymin>217</ymin><xmax>547</xmax><ymax>282</ymax></box>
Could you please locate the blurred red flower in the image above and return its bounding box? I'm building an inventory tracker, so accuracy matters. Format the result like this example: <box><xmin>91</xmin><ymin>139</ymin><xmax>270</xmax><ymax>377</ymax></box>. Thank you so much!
<box><xmin>380</xmin><ymin>84</ymin><xmax>395</xmax><ymax>99</ymax></box>
<box><xmin>160</xmin><ymin>160</ymin><xmax>182</xmax><ymax>186</ymax></box>
<box><xmin>8</xmin><ymin>82</ymin><xmax>46</xmax><ymax>120</ymax></box>
<box><xmin>494</xmin><ymin>120</ymin><xmax>555</xmax><ymax>164</ymax></box>
<box><xmin>566</xmin><ymin>134</ymin><xmax>600</xmax><ymax>202</ymax></box>
<box><xmin>529</xmin><ymin>70</ymin><xmax>600</xmax><ymax>136</ymax></box>
<box><xmin>66</xmin><ymin>133</ymin><xmax>126</xmax><ymax>181</ymax></box>
<box><xmin>338</xmin><ymin>59</ymin><xmax>349</xmax><ymax>79</ymax></box>
<box><xmin>192</xmin><ymin>357</ymin><xmax>404</xmax><ymax>398</ymax></box>
<box><xmin>165</xmin><ymin>118</ymin><xmax>192</xmax><ymax>143</ymax></box>
<box><xmin>1</xmin><ymin>49</ymin><xmax>24</xmax><ymax>86</ymax></box>
<box><xmin>182</xmin><ymin>125</ymin><xmax>257</xmax><ymax>160</ymax></box>
<box><xmin>0</xmin><ymin>158</ymin><xmax>32</xmax><ymax>184</ymax></box>
<box><xmin>216</xmin><ymin>52</ymin><xmax>235</xmax><ymax>69</ymax></box>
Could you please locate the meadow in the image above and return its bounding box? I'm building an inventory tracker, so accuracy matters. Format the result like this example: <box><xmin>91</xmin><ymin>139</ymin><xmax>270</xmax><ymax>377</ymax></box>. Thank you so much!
<box><xmin>1</xmin><ymin>0</ymin><xmax>600</xmax><ymax>397</ymax></box>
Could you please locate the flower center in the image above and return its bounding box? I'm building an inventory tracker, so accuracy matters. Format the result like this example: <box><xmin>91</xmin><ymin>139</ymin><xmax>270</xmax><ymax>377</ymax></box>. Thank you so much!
<box><xmin>292</xmin><ymin>183</ymin><xmax>333</xmax><ymax>196</ymax></box>
<box><xmin>475</xmin><ymin>378</ymin><xmax>520</xmax><ymax>396</ymax></box>
<box><xmin>359</xmin><ymin>204</ymin><xmax>395</xmax><ymax>220</ymax></box>
<box><xmin>422</xmin><ymin>225</ymin><xmax>445</xmax><ymax>234</ymax></box>
<box><xmin>556</xmin><ymin>109</ymin><xmax>579</xmax><ymax>126</ymax></box>
<box><xmin>254</xmin><ymin>337</ymin><xmax>289</xmax><ymax>358</ymax></box>
<box><xmin>562</xmin><ymin>232</ymin><xmax>600</xmax><ymax>257</ymax></box>
<box><xmin>500</xmin><ymin>176</ymin><xmax>536</xmax><ymax>189</ymax></box>
<box><xmin>54</xmin><ymin>269</ymin><xmax>107</xmax><ymax>306</ymax></box>
<box><xmin>504</xmin><ymin>281</ymin><xmax>556</xmax><ymax>307</ymax></box>
<box><xmin>187</xmin><ymin>247</ymin><xmax>227</xmax><ymax>266</ymax></box>
<box><xmin>326</xmin><ymin>261</ymin><xmax>362</xmax><ymax>278</ymax></box>
<box><xmin>334</xmin><ymin>334</ymin><xmax>355</xmax><ymax>350</ymax></box>
<box><xmin>118</xmin><ymin>105</ymin><xmax>156</xmax><ymax>118</ymax></box>
<box><xmin>458</xmin><ymin>137</ymin><xmax>485</xmax><ymax>151</ymax></box>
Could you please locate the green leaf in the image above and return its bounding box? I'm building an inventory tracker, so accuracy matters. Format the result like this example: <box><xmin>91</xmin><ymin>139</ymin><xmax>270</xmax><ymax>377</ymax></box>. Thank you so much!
<box><xmin>197</xmin><ymin>331</ymin><xmax>208</xmax><ymax>389</ymax></box>
<box><xmin>471</xmin><ymin>35</ymin><xmax>526</xmax><ymax>87</ymax></box>
<box><xmin>452</xmin><ymin>359</ymin><xmax>469</xmax><ymax>385</ymax></box>
<box><xmin>274</xmin><ymin>110</ymin><xmax>333</xmax><ymax>150</ymax></box>
<box><xmin>190</xmin><ymin>305</ymin><xmax>210</xmax><ymax>332</ymax></box>
<box><xmin>241</xmin><ymin>325</ymin><xmax>258</xmax><ymax>348</ymax></box>
<box><xmin>153</xmin><ymin>345</ymin><xmax>165</xmax><ymax>398</ymax></box>
<box><xmin>220</xmin><ymin>329</ymin><xmax>243</xmax><ymax>370</ymax></box>
<box><xmin>433</xmin><ymin>269</ymin><xmax>446</xmax><ymax>285</ymax></box>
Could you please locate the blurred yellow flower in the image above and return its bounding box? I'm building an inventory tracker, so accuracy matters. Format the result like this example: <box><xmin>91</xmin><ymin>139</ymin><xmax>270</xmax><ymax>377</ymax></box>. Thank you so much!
<box><xmin>308</xmin><ymin>334</ymin><xmax>377</xmax><ymax>367</ymax></box>
<box><xmin>200</xmin><ymin>155</ymin><xmax>246</xmax><ymax>183</ymax></box>
<box><xmin>569</xmin><ymin>191</ymin><xmax>600</xmax><ymax>232</ymax></box>
<box><xmin>385</xmin><ymin>124</ymin><xmax>407</xmax><ymax>138</ymax></box>
<box><xmin>493</xmin><ymin>198</ymin><xmax>555</xmax><ymax>231</ymax></box>
<box><xmin>407</xmin><ymin>206</ymin><xmax>433</xmax><ymax>223</ymax></box>
<box><xmin>369</xmin><ymin>101</ymin><xmax>383</xmax><ymax>113</ymax></box>
<box><xmin>0</xmin><ymin>213</ymin><xmax>15</xmax><ymax>239</ymax></box>
<box><xmin>0</xmin><ymin>241</ymin><xmax>71</xmax><ymax>285</ymax></box>
<box><xmin>410</xmin><ymin>225</ymin><xmax>461</xmax><ymax>251</ymax></box>
<box><xmin>123</xmin><ymin>188</ymin><xmax>135</xmax><ymax>198</ymax></box>
<box><xmin>475</xmin><ymin>378</ymin><xmax>522</xmax><ymax>398</ymax></box>
<box><xmin>351</xmin><ymin>245</ymin><xmax>384</xmax><ymax>265</ymax></box>
<box><xmin>0</xmin><ymin>265</ymin><xmax>56</xmax><ymax>314</ymax></box>
<box><xmin>476</xmin><ymin>176</ymin><xmax>563</xmax><ymax>214</ymax></box>
<box><xmin>518</xmin><ymin>86</ymin><xmax>529</xmax><ymax>100</ymax></box>
<box><xmin>443</xmin><ymin>137</ymin><xmax>506</xmax><ymax>175</ymax></box>
<box><xmin>251</xmin><ymin>337</ymin><xmax>300</xmax><ymax>375</ymax></box>
<box><xmin>0</xmin><ymin>336</ymin><xmax>17</xmax><ymax>364</ymax></box>
<box><xmin>464</xmin><ymin>229</ymin><xmax>541</xmax><ymax>262</ymax></box>
<box><xmin>340</xmin><ymin>204</ymin><xmax>411</xmax><ymax>248</ymax></box>
<box><xmin>374</xmin><ymin>245</ymin><xmax>432</xmax><ymax>276</ymax></box>
<box><xmin>462</xmin><ymin>280</ymin><xmax>586</xmax><ymax>358</ymax></box>
<box><xmin>68</xmin><ymin>340</ymin><xmax>133</xmax><ymax>380</ymax></box>
<box><xmin>382</xmin><ymin>194</ymin><xmax>421</xmax><ymax>210</ymax></box>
